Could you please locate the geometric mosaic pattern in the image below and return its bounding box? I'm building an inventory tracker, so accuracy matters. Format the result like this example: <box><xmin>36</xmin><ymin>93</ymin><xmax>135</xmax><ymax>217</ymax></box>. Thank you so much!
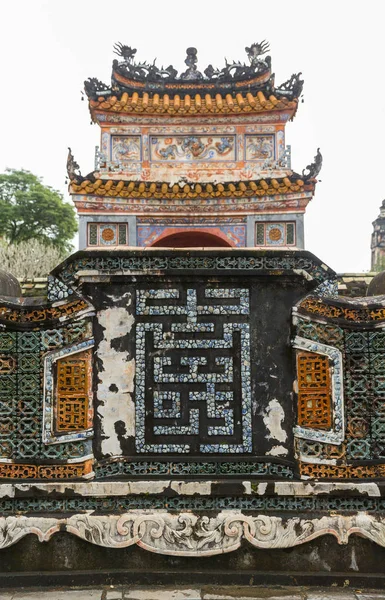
<box><xmin>94</xmin><ymin>459</ymin><xmax>294</xmax><ymax>479</ymax></box>
<box><xmin>7</xmin><ymin>492</ymin><xmax>385</xmax><ymax>514</ymax></box>
<box><xmin>135</xmin><ymin>287</ymin><xmax>252</xmax><ymax>454</ymax></box>
<box><xmin>0</xmin><ymin>322</ymin><xmax>93</xmax><ymax>472</ymax></box>
<box><xmin>55</xmin><ymin>253</ymin><xmax>335</xmax><ymax>290</ymax></box>
<box><xmin>293</xmin><ymin>315</ymin><xmax>385</xmax><ymax>472</ymax></box>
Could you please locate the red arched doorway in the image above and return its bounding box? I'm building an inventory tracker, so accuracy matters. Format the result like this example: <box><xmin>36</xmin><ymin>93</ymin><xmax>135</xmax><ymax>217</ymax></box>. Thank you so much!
<box><xmin>151</xmin><ymin>229</ymin><xmax>233</xmax><ymax>248</ymax></box>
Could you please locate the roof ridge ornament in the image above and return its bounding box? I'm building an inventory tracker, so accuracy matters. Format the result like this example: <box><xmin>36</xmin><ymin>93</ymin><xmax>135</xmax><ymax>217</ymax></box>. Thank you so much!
<box><xmin>66</xmin><ymin>148</ymin><xmax>82</xmax><ymax>182</ymax></box>
<box><xmin>84</xmin><ymin>42</ymin><xmax>304</xmax><ymax>102</ymax></box>
<box><xmin>66</xmin><ymin>148</ymin><xmax>95</xmax><ymax>186</ymax></box>
<box><xmin>110</xmin><ymin>42</ymin><xmax>273</xmax><ymax>84</ymax></box>
<box><xmin>180</xmin><ymin>47</ymin><xmax>203</xmax><ymax>80</ymax></box>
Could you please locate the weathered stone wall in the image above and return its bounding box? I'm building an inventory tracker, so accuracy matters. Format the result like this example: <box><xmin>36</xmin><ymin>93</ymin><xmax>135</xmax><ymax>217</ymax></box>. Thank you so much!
<box><xmin>1</xmin><ymin>250</ymin><xmax>385</xmax><ymax>581</ymax></box>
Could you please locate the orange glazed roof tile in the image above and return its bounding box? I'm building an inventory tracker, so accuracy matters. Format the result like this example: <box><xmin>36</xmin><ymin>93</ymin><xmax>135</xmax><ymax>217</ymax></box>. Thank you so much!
<box><xmin>69</xmin><ymin>175</ymin><xmax>314</xmax><ymax>199</ymax></box>
<box><xmin>89</xmin><ymin>91</ymin><xmax>298</xmax><ymax>117</ymax></box>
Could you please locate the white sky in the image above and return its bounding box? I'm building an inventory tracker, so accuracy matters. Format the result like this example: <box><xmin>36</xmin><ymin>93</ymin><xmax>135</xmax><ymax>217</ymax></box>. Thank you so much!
<box><xmin>1</xmin><ymin>0</ymin><xmax>383</xmax><ymax>273</ymax></box>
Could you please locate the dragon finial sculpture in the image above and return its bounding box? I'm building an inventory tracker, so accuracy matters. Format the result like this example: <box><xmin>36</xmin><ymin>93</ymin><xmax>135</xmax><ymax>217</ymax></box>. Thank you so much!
<box><xmin>113</xmin><ymin>42</ymin><xmax>137</xmax><ymax>64</ymax></box>
<box><xmin>302</xmin><ymin>148</ymin><xmax>323</xmax><ymax>180</ymax></box>
<box><xmin>276</xmin><ymin>73</ymin><xmax>304</xmax><ymax>99</ymax></box>
<box><xmin>245</xmin><ymin>41</ymin><xmax>270</xmax><ymax>66</ymax></box>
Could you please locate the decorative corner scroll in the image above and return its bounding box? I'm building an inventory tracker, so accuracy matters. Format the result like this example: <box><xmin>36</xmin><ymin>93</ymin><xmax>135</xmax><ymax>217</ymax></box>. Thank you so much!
<box><xmin>302</xmin><ymin>148</ymin><xmax>322</xmax><ymax>180</ymax></box>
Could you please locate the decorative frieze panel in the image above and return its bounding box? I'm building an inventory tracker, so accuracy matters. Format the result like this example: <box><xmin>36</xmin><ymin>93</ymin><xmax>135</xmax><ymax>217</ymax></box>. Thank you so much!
<box><xmin>111</xmin><ymin>135</ymin><xmax>141</xmax><ymax>162</ymax></box>
<box><xmin>245</xmin><ymin>134</ymin><xmax>275</xmax><ymax>161</ymax></box>
<box><xmin>150</xmin><ymin>135</ymin><xmax>236</xmax><ymax>162</ymax></box>
<box><xmin>3</xmin><ymin>511</ymin><xmax>385</xmax><ymax>554</ymax></box>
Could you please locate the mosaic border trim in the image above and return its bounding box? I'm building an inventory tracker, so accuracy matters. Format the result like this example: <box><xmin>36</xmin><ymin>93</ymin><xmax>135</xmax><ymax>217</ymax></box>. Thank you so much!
<box><xmin>1</xmin><ymin>512</ymin><xmax>385</xmax><ymax>554</ymax></box>
<box><xmin>54</xmin><ymin>251</ymin><xmax>334</xmax><ymax>288</ymax></box>
<box><xmin>292</xmin><ymin>336</ymin><xmax>344</xmax><ymax>445</ymax></box>
<box><xmin>94</xmin><ymin>459</ymin><xmax>295</xmax><ymax>479</ymax></box>
<box><xmin>0</xmin><ymin>296</ymin><xmax>93</xmax><ymax>326</ymax></box>
<box><xmin>297</xmin><ymin>295</ymin><xmax>385</xmax><ymax>324</ymax></box>
<box><xmin>43</xmin><ymin>339</ymin><xmax>94</xmax><ymax>445</ymax></box>
<box><xmin>4</xmin><ymin>495</ymin><xmax>385</xmax><ymax>515</ymax></box>
<box><xmin>0</xmin><ymin>459</ymin><xmax>94</xmax><ymax>481</ymax></box>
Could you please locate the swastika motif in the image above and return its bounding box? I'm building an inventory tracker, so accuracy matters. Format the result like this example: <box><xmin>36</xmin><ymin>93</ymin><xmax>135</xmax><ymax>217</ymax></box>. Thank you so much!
<box><xmin>135</xmin><ymin>287</ymin><xmax>252</xmax><ymax>454</ymax></box>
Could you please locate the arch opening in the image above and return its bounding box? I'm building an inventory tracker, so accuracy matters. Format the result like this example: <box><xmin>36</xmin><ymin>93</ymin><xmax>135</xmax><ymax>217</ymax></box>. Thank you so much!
<box><xmin>151</xmin><ymin>230</ymin><xmax>232</xmax><ymax>248</ymax></box>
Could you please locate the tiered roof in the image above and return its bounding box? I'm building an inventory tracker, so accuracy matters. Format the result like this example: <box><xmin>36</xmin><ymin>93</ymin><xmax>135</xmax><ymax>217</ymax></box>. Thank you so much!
<box><xmin>68</xmin><ymin>42</ymin><xmax>321</xmax><ymax>201</ymax></box>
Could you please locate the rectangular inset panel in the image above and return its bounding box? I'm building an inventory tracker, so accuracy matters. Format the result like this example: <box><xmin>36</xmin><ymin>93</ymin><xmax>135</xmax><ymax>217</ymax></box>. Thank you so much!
<box><xmin>286</xmin><ymin>223</ymin><xmax>295</xmax><ymax>245</ymax></box>
<box><xmin>43</xmin><ymin>338</ymin><xmax>94</xmax><ymax>446</ymax></box>
<box><xmin>135</xmin><ymin>287</ymin><xmax>252</xmax><ymax>454</ymax></box>
<box><xmin>150</xmin><ymin>135</ymin><xmax>236</xmax><ymax>162</ymax></box>
<box><xmin>88</xmin><ymin>223</ymin><xmax>98</xmax><ymax>246</ymax></box>
<box><xmin>297</xmin><ymin>351</ymin><xmax>332</xmax><ymax>429</ymax></box>
<box><xmin>118</xmin><ymin>223</ymin><xmax>128</xmax><ymax>245</ymax></box>
<box><xmin>55</xmin><ymin>349</ymin><xmax>92</xmax><ymax>433</ymax></box>
<box><xmin>254</xmin><ymin>222</ymin><xmax>296</xmax><ymax>247</ymax></box>
<box><xmin>87</xmin><ymin>223</ymin><xmax>129</xmax><ymax>247</ymax></box>
<box><xmin>56</xmin><ymin>353</ymin><xmax>89</xmax><ymax>431</ymax></box>
<box><xmin>245</xmin><ymin>135</ymin><xmax>275</xmax><ymax>161</ymax></box>
<box><xmin>111</xmin><ymin>136</ymin><xmax>141</xmax><ymax>162</ymax></box>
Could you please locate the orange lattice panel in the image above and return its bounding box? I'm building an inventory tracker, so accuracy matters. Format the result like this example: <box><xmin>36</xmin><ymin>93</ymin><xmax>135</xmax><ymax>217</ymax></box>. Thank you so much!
<box><xmin>0</xmin><ymin>459</ymin><xmax>93</xmax><ymax>480</ymax></box>
<box><xmin>55</xmin><ymin>350</ymin><xmax>92</xmax><ymax>432</ymax></box>
<box><xmin>299</xmin><ymin>461</ymin><xmax>385</xmax><ymax>479</ymax></box>
<box><xmin>297</xmin><ymin>351</ymin><xmax>332</xmax><ymax>429</ymax></box>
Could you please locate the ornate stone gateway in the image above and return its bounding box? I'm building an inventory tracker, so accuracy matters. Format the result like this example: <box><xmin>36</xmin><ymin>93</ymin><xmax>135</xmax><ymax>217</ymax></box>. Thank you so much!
<box><xmin>1</xmin><ymin>42</ymin><xmax>385</xmax><ymax>583</ymax></box>
<box><xmin>1</xmin><ymin>249</ymin><xmax>385</xmax><ymax>562</ymax></box>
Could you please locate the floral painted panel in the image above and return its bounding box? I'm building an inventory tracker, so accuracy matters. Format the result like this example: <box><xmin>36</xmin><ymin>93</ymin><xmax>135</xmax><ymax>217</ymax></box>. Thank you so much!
<box><xmin>245</xmin><ymin>135</ymin><xmax>275</xmax><ymax>161</ymax></box>
<box><xmin>150</xmin><ymin>135</ymin><xmax>236</xmax><ymax>162</ymax></box>
<box><xmin>111</xmin><ymin>136</ymin><xmax>141</xmax><ymax>162</ymax></box>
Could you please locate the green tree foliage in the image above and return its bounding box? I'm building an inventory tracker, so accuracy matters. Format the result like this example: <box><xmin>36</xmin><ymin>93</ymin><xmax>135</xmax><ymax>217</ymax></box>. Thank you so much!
<box><xmin>0</xmin><ymin>169</ymin><xmax>77</xmax><ymax>251</ymax></box>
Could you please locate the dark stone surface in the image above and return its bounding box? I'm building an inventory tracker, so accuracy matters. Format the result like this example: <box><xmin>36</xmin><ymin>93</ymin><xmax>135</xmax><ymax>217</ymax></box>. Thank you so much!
<box><xmin>367</xmin><ymin>270</ymin><xmax>385</xmax><ymax>296</ymax></box>
<box><xmin>0</xmin><ymin>534</ymin><xmax>385</xmax><ymax>588</ymax></box>
<box><xmin>0</xmin><ymin>269</ymin><xmax>21</xmax><ymax>297</ymax></box>
<box><xmin>84</xmin><ymin>270</ymin><xmax>314</xmax><ymax>471</ymax></box>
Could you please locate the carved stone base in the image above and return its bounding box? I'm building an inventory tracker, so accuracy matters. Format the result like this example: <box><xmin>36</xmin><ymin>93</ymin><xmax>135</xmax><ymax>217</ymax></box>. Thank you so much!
<box><xmin>1</xmin><ymin>511</ymin><xmax>385</xmax><ymax>556</ymax></box>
